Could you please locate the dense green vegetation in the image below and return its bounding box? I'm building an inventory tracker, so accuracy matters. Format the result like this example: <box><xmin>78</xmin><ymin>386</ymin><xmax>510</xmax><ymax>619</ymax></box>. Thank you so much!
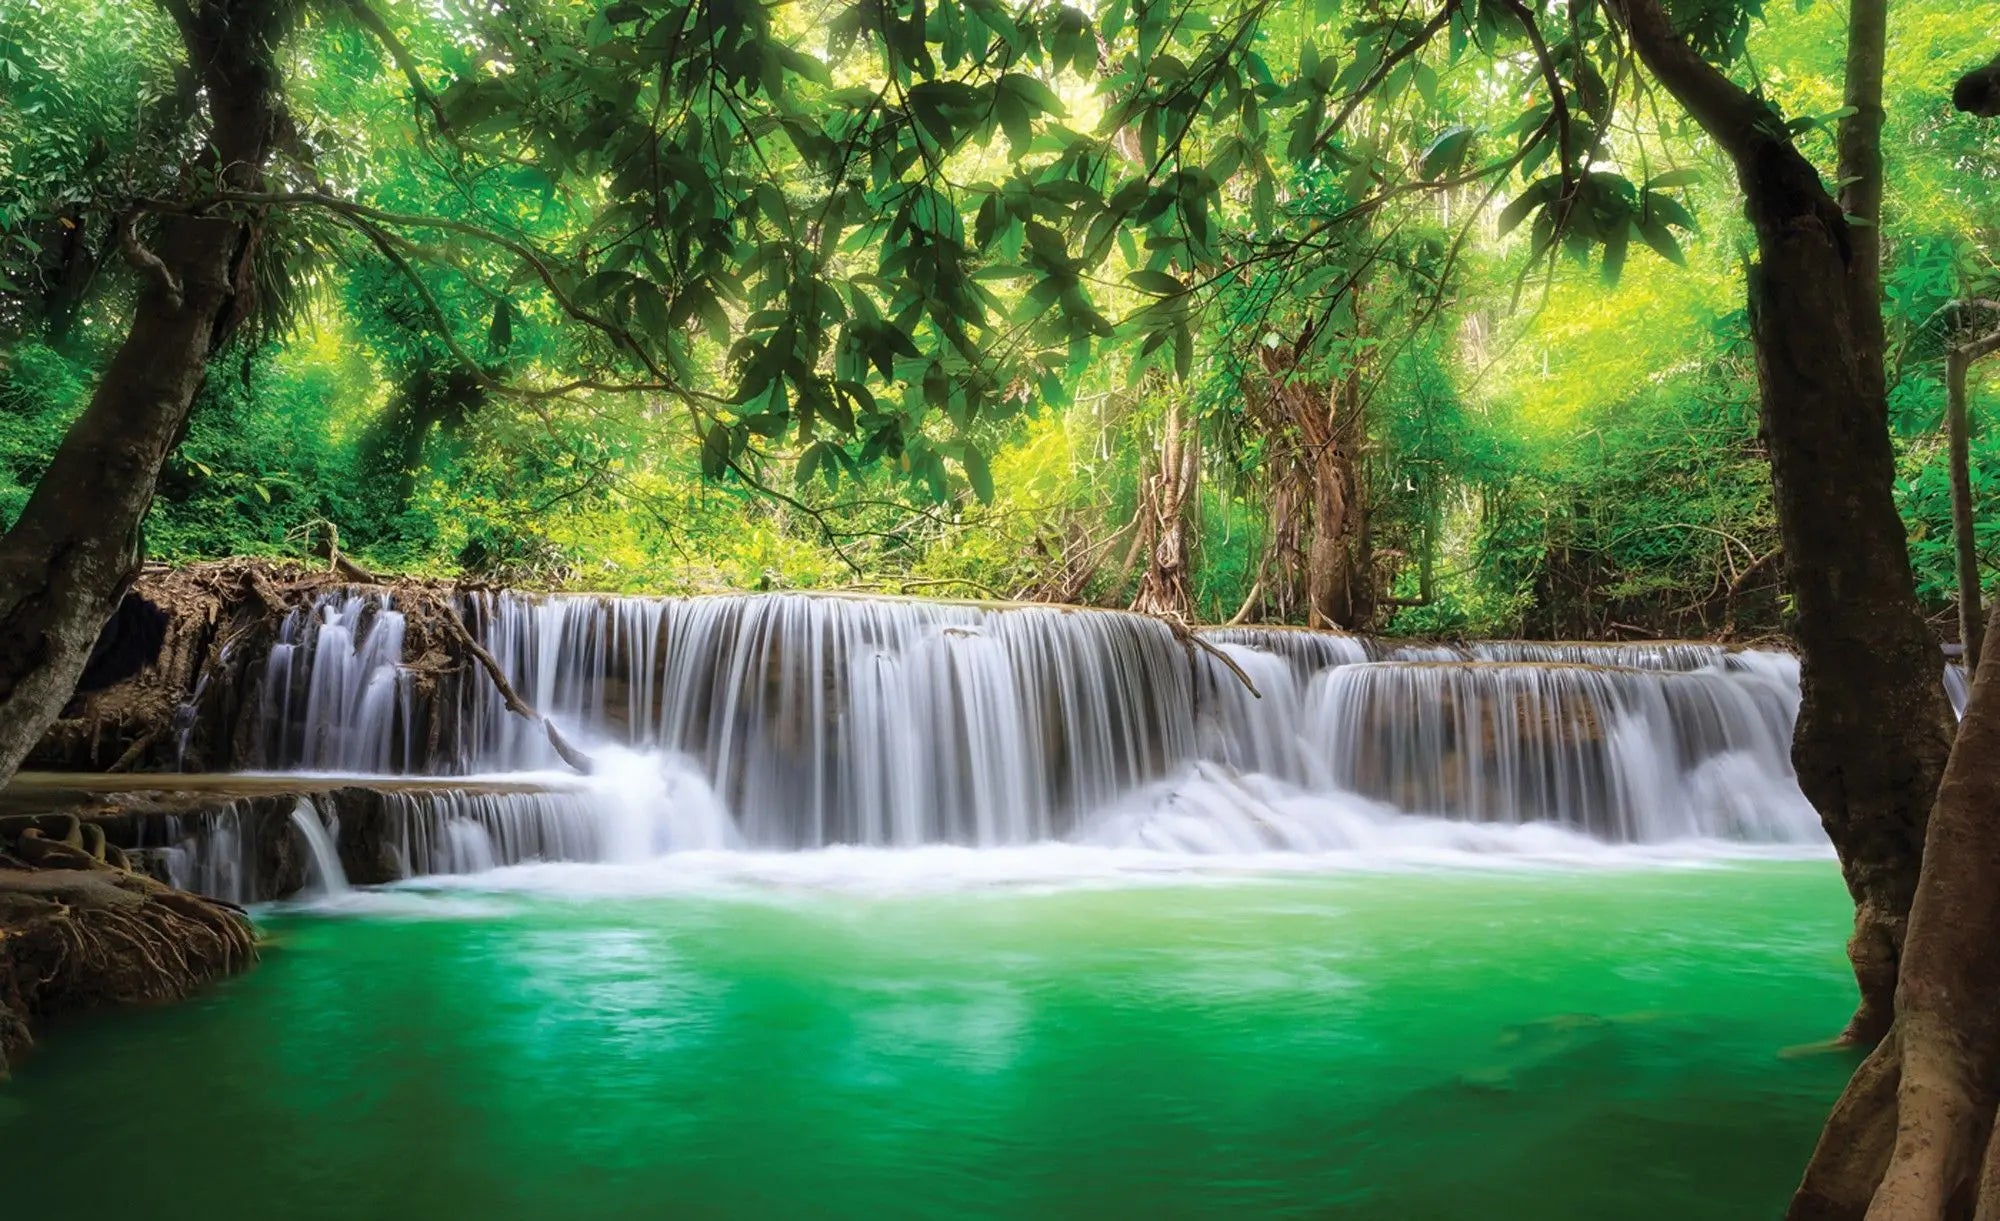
<box><xmin>0</xmin><ymin>0</ymin><xmax>1991</xmax><ymax>637</ymax></box>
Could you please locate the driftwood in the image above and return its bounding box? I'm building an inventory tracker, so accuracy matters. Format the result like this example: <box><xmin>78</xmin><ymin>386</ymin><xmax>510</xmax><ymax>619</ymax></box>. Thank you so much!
<box><xmin>432</xmin><ymin>607</ymin><xmax>596</xmax><ymax>775</ymax></box>
<box><xmin>1144</xmin><ymin>611</ymin><xmax>1261</xmax><ymax>699</ymax></box>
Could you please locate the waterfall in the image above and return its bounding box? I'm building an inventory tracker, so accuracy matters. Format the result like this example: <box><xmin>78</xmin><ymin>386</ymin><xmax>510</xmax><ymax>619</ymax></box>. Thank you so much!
<box><xmin>460</xmin><ymin>593</ymin><xmax>1200</xmax><ymax>847</ymax></box>
<box><xmin>1300</xmin><ymin>660</ymin><xmax>1809</xmax><ymax>841</ymax></box>
<box><xmin>288</xmin><ymin>801</ymin><xmax>349</xmax><ymax>897</ymax></box>
<box><xmin>253</xmin><ymin>595</ymin><xmax>417</xmax><ymax>772</ymax></box>
<box><xmin>375</xmin><ymin>789</ymin><xmax>601</xmax><ymax>876</ymax></box>
<box><xmin>214</xmin><ymin>588</ymin><xmax>1828</xmax><ymax>860</ymax></box>
<box><xmin>137</xmin><ymin>804</ymin><xmax>250</xmax><ymax>904</ymax></box>
<box><xmin>1946</xmin><ymin>663</ymin><xmax>1969</xmax><ymax>718</ymax></box>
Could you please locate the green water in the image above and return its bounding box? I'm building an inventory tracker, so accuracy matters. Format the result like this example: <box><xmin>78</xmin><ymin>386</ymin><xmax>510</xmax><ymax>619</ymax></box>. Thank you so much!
<box><xmin>1</xmin><ymin>858</ymin><xmax>1858</xmax><ymax>1219</ymax></box>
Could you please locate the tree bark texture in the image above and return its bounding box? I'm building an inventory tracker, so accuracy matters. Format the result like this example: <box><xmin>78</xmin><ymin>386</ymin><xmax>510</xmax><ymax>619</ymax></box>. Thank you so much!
<box><xmin>1788</xmin><ymin>597</ymin><xmax>2000</xmax><ymax>1220</ymax></box>
<box><xmin>0</xmin><ymin>0</ymin><xmax>281</xmax><ymax>788</ymax></box>
<box><xmin>1612</xmin><ymin>0</ymin><xmax>1955</xmax><ymax>1044</ymax></box>
<box><xmin>1129</xmin><ymin>397</ymin><xmax>1200</xmax><ymax>619</ymax></box>
<box><xmin>1836</xmin><ymin>0</ymin><xmax>1887</xmax><ymax>387</ymax></box>
<box><xmin>1254</xmin><ymin>336</ymin><xmax>1371</xmax><ymax>631</ymax></box>
<box><xmin>1948</xmin><ymin>350</ymin><xmax>1982</xmax><ymax>675</ymax></box>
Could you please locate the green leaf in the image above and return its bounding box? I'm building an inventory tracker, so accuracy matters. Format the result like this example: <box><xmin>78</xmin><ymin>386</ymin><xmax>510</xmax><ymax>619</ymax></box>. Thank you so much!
<box><xmin>700</xmin><ymin>422</ymin><xmax>732</xmax><ymax>479</ymax></box>
<box><xmin>1641</xmin><ymin>191</ymin><xmax>1698</xmax><ymax>233</ymax></box>
<box><xmin>1601</xmin><ymin>225</ymin><xmax>1630</xmax><ymax>286</ymax></box>
<box><xmin>1497</xmin><ymin>177</ymin><xmax>1559</xmax><ymax>237</ymax></box>
<box><xmin>1638</xmin><ymin>216</ymin><xmax>1686</xmax><ymax>265</ymax></box>
<box><xmin>1420</xmin><ymin>126</ymin><xmax>1477</xmax><ymax>180</ymax></box>
<box><xmin>999</xmin><ymin>72</ymin><xmax>1064</xmax><ymax>117</ymax></box>
<box><xmin>773</xmin><ymin>45</ymin><xmax>833</xmax><ymax>86</ymax></box>
<box><xmin>961</xmin><ymin>445</ymin><xmax>994</xmax><ymax>503</ymax></box>
<box><xmin>1645</xmin><ymin>168</ymin><xmax>1702</xmax><ymax>190</ymax></box>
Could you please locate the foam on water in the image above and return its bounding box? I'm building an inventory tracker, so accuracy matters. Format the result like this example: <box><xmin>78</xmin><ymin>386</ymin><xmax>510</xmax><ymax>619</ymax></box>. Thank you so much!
<box><xmin>345</xmin><ymin>758</ymin><xmax>1829</xmax><ymax>907</ymax></box>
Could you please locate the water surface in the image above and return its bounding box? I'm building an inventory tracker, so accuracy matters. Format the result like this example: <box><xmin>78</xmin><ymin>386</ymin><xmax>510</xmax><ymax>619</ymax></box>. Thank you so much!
<box><xmin>1</xmin><ymin>855</ymin><xmax>1856</xmax><ymax>1219</ymax></box>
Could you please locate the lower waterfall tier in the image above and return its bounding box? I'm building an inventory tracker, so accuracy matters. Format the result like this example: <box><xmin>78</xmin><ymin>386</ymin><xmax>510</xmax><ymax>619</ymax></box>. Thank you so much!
<box><xmin>12</xmin><ymin>745</ymin><xmax>1826</xmax><ymax>906</ymax></box>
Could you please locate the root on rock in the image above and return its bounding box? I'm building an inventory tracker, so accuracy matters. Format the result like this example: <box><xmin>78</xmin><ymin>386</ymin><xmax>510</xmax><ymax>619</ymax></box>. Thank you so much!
<box><xmin>0</xmin><ymin>861</ymin><xmax>257</xmax><ymax>1076</ymax></box>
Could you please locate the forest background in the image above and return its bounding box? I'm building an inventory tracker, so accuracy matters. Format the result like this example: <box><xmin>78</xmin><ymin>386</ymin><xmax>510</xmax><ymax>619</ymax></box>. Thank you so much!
<box><xmin>1</xmin><ymin>0</ymin><xmax>1993</xmax><ymax>640</ymax></box>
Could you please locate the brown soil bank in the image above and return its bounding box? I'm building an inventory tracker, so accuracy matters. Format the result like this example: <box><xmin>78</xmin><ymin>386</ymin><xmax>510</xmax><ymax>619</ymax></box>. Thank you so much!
<box><xmin>0</xmin><ymin>815</ymin><xmax>256</xmax><ymax>1077</ymax></box>
<box><xmin>29</xmin><ymin>559</ymin><xmax>475</xmax><ymax>775</ymax></box>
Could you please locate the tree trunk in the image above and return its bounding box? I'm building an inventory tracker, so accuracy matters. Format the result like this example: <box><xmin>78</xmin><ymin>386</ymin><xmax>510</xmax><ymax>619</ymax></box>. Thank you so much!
<box><xmin>1613</xmin><ymin>0</ymin><xmax>1956</xmax><ymax>1044</ymax></box>
<box><xmin>1257</xmin><ymin>337</ymin><xmax>1369</xmax><ymax>631</ymax></box>
<box><xmin>1342</xmin><ymin>360</ymin><xmax>1377</xmax><ymax>629</ymax></box>
<box><xmin>1129</xmin><ymin>397</ymin><xmax>1200</xmax><ymax>619</ymax></box>
<box><xmin>1303</xmin><ymin>425</ymin><xmax>1357</xmax><ymax>630</ymax></box>
<box><xmin>0</xmin><ymin>0</ymin><xmax>277</xmax><ymax>788</ymax></box>
<box><xmin>1947</xmin><ymin>329</ymin><xmax>2000</xmax><ymax>675</ymax></box>
<box><xmin>1836</xmin><ymin>0</ymin><xmax>1887</xmax><ymax>387</ymax></box>
<box><xmin>1788</xmin><ymin>597</ymin><xmax>2000</xmax><ymax>1220</ymax></box>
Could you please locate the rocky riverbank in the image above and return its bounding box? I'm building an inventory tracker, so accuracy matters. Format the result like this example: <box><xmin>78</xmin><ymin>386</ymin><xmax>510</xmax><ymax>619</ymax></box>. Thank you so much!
<box><xmin>0</xmin><ymin>814</ymin><xmax>256</xmax><ymax>1076</ymax></box>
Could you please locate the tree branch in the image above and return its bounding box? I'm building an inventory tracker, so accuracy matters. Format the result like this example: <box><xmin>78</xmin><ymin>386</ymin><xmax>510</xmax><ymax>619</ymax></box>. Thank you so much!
<box><xmin>1603</xmin><ymin>0</ymin><xmax>1782</xmax><ymax>164</ymax></box>
<box><xmin>117</xmin><ymin>213</ymin><xmax>182</xmax><ymax>309</ymax></box>
<box><xmin>436</xmin><ymin>605</ymin><xmax>596</xmax><ymax>775</ymax></box>
<box><xmin>1496</xmin><ymin>0</ymin><xmax>1581</xmax><ymax>205</ymax></box>
<box><xmin>172</xmin><ymin>190</ymin><xmax>678</xmax><ymax>387</ymax></box>
<box><xmin>341</xmin><ymin>0</ymin><xmax>453</xmax><ymax>136</ymax></box>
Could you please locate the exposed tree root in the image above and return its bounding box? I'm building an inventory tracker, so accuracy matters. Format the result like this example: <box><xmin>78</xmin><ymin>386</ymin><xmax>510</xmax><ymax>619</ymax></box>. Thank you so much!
<box><xmin>31</xmin><ymin>557</ymin><xmax>595</xmax><ymax>775</ymax></box>
<box><xmin>1788</xmin><ymin>598</ymin><xmax>2000</xmax><ymax>1219</ymax></box>
<box><xmin>0</xmin><ymin>860</ymin><xmax>257</xmax><ymax>1076</ymax></box>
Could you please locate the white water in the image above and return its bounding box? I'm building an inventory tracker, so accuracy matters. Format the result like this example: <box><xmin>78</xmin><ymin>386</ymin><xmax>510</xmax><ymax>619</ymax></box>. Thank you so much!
<box><xmin>288</xmin><ymin>800</ymin><xmax>350</xmax><ymax>898</ymax></box>
<box><xmin>1947</xmin><ymin>663</ymin><xmax>1970</xmax><ymax>718</ymax></box>
<box><xmin>228</xmin><ymin>592</ymin><xmax>1828</xmax><ymax>856</ymax></box>
<box><xmin>254</xmin><ymin>596</ymin><xmax>418</xmax><ymax>772</ymax></box>
<box><xmin>124</xmin><ymin>589</ymin><xmax>1889</xmax><ymax>904</ymax></box>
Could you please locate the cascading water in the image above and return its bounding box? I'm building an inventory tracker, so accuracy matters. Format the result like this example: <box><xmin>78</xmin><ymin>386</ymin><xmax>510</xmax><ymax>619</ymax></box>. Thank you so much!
<box><xmin>460</xmin><ymin>593</ymin><xmax>1200</xmax><ymax>846</ymax></box>
<box><xmin>287</xmin><ymin>800</ymin><xmax>350</xmax><ymax>898</ymax></box>
<box><xmin>1298</xmin><ymin>660</ymin><xmax>1809</xmax><ymax>841</ymax></box>
<box><xmin>190</xmin><ymin>587</ymin><xmax>1828</xmax><ymax>883</ymax></box>
<box><xmin>254</xmin><ymin>595</ymin><xmax>418</xmax><ymax>772</ymax></box>
<box><xmin>141</xmin><ymin>805</ymin><xmax>249</xmax><ymax>904</ymax></box>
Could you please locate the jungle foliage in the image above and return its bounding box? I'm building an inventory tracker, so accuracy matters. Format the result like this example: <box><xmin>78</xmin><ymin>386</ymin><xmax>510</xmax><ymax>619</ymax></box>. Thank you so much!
<box><xmin>0</xmin><ymin>0</ymin><xmax>1992</xmax><ymax>637</ymax></box>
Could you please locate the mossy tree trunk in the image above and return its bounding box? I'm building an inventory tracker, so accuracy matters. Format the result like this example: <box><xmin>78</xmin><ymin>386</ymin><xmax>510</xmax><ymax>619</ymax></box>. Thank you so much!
<box><xmin>1253</xmin><ymin>331</ymin><xmax>1371</xmax><ymax>631</ymax></box>
<box><xmin>1130</xmin><ymin>396</ymin><xmax>1201</xmax><ymax>620</ymax></box>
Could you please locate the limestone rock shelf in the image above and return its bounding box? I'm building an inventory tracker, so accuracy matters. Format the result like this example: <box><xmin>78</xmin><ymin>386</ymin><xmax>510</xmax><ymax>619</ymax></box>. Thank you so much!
<box><xmin>1</xmin><ymin>773</ymin><xmax>596</xmax><ymax>905</ymax></box>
